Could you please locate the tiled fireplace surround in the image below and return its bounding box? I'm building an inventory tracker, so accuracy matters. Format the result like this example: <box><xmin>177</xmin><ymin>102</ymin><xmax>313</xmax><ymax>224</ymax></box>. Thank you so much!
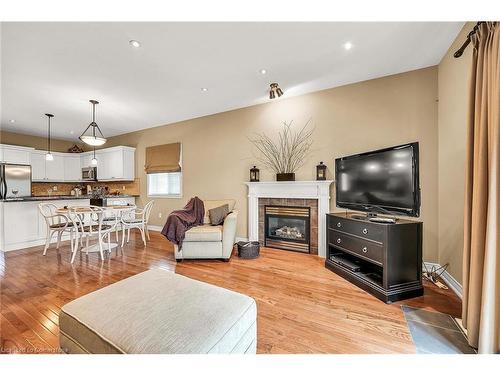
<box><xmin>258</xmin><ymin>198</ymin><xmax>319</xmax><ymax>254</ymax></box>
<box><xmin>246</xmin><ymin>181</ymin><xmax>333</xmax><ymax>258</ymax></box>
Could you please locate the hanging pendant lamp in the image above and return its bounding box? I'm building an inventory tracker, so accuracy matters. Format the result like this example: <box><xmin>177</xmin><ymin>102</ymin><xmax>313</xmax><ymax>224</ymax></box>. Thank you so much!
<box><xmin>91</xmin><ymin>147</ymin><xmax>98</xmax><ymax>166</ymax></box>
<box><xmin>45</xmin><ymin>113</ymin><xmax>54</xmax><ymax>161</ymax></box>
<box><xmin>79</xmin><ymin>99</ymin><xmax>107</xmax><ymax>146</ymax></box>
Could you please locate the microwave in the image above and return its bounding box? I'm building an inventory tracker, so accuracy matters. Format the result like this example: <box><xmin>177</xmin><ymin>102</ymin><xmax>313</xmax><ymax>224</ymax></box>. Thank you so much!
<box><xmin>82</xmin><ymin>167</ymin><xmax>97</xmax><ymax>181</ymax></box>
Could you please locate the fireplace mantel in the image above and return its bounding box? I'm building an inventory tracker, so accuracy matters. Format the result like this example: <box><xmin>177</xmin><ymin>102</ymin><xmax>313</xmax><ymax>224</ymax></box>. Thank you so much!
<box><xmin>245</xmin><ymin>181</ymin><xmax>334</xmax><ymax>258</ymax></box>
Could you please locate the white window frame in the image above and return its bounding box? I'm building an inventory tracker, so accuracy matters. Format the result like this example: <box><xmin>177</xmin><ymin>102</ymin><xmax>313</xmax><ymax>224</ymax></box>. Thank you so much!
<box><xmin>146</xmin><ymin>145</ymin><xmax>183</xmax><ymax>199</ymax></box>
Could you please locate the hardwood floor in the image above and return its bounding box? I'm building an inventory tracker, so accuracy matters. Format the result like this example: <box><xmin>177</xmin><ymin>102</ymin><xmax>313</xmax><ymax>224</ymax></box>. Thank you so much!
<box><xmin>0</xmin><ymin>230</ymin><xmax>461</xmax><ymax>354</ymax></box>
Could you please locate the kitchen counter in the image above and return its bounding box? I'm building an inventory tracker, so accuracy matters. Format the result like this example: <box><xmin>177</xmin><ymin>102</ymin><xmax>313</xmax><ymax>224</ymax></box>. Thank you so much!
<box><xmin>1</xmin><ymin>195</ymin><xmax>137</xmax><ymax>251</ymax></box>
<box><xmin>2</xmin><ymin>194</ymin><xmax>139</xmax><ymax>202</ymax></box>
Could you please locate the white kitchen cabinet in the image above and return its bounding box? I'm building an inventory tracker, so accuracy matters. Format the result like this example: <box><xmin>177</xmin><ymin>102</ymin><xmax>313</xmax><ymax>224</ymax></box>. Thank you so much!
<box><xmin>24</xmin><ymin>145</ymin><xmax>135</xmax><ymax>183</ymax></box>
<box><xmin>96</xmin><ymin>146</ymin><xmax>135</xmax><ymax>181</ymax></box>
<box><xmin>0</xmin><ymin>198</ymin><xmax>92</xmax><ymax>251</ymax></box>
<box><xmin>64</xmin><ymin>155</ymin><xmax>82</xmax><ymax>181</ymax></box>
<box><xmin>45</xmin><ymin>154</ymin><xmax>65</xmax><ymax>181</ymax></box>
<box><xmin>31</xmin><ymin>151</ymin><xmax>47</xmax><ymax>181</ymax></box>
<box><xmin>0</xmin><ymin>144</ymin><xmax>32</xmax><ymax>164</ymax></box>
<box><xmin>80</xmin><ymin>152</ymin><xmax>93</xmax><ymax>168</ymax></box>
<box><xmin>30</xmin><ymin>151</ymin><xmax>65</xmax><ymax>181</ymax></box>
<box><xmin>3</xmin><ymin>201</ymin><xmax>40</xmax><ymax>246</ymax></box>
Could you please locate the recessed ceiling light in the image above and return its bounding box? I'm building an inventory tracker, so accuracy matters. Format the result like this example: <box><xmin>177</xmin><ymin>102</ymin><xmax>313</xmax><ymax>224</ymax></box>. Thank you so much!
<box><xmin>9</xmin><ymin>119</ymin><xmax>15</xmax><ymax>123</ymax></box>
<box><xmin>201</xmin><ymin>87</ymin><xmax>208</xmax><ymax>92</ymax></box>
<box><xmin>129</xmin><ymin>40</ymin><xmax>141</xmax><ymax>48</ymax></box>
<box><xmin>343</xmin><ymin>42</ymin><xmax>353</xmax><ymax>50</ymax></box>
<box><xmin>259</xmin><ymin>69</ymin><xmax>267</xmax><ymax>75</ymax></box>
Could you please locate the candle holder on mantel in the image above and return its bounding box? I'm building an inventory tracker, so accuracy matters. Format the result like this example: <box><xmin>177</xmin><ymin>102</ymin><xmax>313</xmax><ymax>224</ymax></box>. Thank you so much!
<box><xmin>250</xmin><ymin>166</ymin><xmax>260</xmax><ymax>182</ymax></box>
<box><xmin>316</xmin><ymin>161</ymin><xmax>327</xmax><ymax>180</ymax></box>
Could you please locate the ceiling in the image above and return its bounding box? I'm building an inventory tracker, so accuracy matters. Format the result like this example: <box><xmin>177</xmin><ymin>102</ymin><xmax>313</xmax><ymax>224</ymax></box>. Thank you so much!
<box><xmin>0</xmin><ymin>22</ymin><xmax>464</xmax><ymax>140</ymax></box>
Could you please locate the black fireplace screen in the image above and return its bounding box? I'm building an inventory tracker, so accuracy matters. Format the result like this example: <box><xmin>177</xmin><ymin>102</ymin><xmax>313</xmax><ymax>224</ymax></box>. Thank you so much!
<box><xmin>264</xmin><ymin>205</ymin><xmax>310</xmax><ymax>253</ymax></box>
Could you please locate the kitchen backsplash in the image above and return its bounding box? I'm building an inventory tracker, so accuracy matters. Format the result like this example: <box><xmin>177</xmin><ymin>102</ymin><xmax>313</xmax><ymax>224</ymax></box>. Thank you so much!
<box><xmin>32</xmin><ymin>178</ymin><xmax>140</xmax><ymax>197</ymax></box>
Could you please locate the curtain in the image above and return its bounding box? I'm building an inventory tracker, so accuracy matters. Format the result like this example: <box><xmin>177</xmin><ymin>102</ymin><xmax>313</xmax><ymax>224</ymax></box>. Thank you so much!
<box><xmin>144</xmin><ymin>143</ymin><xmax>181</xmax><ymax>174</ymax></box>
<box><xmin>462</xmin><ymin>22</ymin><xmax>500</xmax><ymax>354</ymax></box>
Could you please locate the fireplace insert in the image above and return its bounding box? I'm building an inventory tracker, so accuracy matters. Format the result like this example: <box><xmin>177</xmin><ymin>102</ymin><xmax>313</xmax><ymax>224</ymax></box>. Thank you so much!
<box><xmin>264</xmin><ymin>205</ymin><xmax>311</xmax><ymax>253</ymax></box>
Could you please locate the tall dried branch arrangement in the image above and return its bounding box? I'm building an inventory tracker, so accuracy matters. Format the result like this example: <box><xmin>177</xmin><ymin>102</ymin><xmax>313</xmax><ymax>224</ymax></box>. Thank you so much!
<box><xmin>249</xmin><ymin>120</ymin><xmax>314</xmax><ymax>174</ymax></box>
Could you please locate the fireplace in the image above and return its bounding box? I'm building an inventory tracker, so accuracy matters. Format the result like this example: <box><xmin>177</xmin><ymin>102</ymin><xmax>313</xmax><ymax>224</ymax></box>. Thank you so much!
<box><xmin>264</xmin><ymin>205</ymin><xmax>311</xmax><ymax>253</ymax></box>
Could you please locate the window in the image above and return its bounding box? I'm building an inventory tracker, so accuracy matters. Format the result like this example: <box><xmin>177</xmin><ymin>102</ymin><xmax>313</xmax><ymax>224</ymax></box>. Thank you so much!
<box><xmin>147</xmin><ymin>172</ymin><xmax>182</xmax><ymax>198</ymax></box>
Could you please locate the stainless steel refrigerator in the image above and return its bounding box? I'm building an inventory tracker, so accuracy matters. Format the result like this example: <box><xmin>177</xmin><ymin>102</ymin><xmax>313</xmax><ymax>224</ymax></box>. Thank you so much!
<box><xmin>0</xmin><ymin>163</ymin><xmax>32</xmax><ymax>199</ymax></box>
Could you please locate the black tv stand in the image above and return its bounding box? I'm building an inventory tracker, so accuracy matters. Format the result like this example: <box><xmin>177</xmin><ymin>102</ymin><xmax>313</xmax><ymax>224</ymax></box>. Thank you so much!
<box><xmin>325</xmin><ymin>213</ymin><xmax>423</xmax><ymax>303</ymax></box>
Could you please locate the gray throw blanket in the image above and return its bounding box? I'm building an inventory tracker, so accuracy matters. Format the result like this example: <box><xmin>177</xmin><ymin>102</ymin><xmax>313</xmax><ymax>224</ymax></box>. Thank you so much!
<box><xmin>161</xmin><ymin>197</ymin><xmax>205</xmax><ymax>249</ymax></box>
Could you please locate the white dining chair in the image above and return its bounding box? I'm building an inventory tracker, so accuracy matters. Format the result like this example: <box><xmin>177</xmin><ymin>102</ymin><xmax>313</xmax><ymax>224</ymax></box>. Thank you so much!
<box><xmin>68</xmin><ymin>206</ymin><xmax>117</xmax><ymax>263</ymax></box>
<box><xmin>38</xmin><ymin>203</ymin><xmax>76</xmax><ymax>255</ymax></box>
<box><xmin>121</xmin><ymin>200</ymin><xmax>154</xmax><ymax>247</ymax></box>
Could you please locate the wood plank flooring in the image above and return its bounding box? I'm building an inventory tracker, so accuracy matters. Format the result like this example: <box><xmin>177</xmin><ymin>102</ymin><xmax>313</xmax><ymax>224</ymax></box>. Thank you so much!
<box><xmin>0</xmin><ymin>230</ymin><xmax>461</xmax><ymax>354</ymax></box>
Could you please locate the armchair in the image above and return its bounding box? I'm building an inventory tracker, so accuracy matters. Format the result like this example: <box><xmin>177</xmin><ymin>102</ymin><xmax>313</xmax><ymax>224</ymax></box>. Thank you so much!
<box><xmin>174</xmin><ymin>199</ymin><xmax>238</xmax><ymax>261</ymax></box>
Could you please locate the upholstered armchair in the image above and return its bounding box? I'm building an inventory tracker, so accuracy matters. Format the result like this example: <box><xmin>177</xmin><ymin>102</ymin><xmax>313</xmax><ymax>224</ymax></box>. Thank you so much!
<box><xmin>174</xmin><ymin>199</ymin><xmax>238</xmax><ymax>261</ymax></box>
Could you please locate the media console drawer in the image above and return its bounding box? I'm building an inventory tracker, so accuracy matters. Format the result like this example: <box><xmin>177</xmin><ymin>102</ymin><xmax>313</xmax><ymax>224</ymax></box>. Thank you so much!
<box><xmin>328</xmin><ymin>216</ymin><xmax>384</xmax><ymax>243</ymax></box>
<box><xmin>329</xmin><ymin>229</ymin><xmax>383</xmax><ymax>265</ymax></box>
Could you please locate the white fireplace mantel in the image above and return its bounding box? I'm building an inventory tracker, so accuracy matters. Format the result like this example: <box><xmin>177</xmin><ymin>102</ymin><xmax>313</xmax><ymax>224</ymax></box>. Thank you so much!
<box><xmin>245</xmin><ymin>180</ymin><xmax>334</xmax><ymax>258</ymax></box>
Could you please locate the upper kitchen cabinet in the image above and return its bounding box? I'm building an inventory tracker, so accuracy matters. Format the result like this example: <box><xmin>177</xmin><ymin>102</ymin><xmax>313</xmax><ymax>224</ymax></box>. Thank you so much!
<box><xmin>30</xmin><ymin>151</ymin><xmax>46</xmax><ymax>181</ymax></box>
<box><xmin>31</xmin><ymin>150</ymin><xmax>65</xmax><ymax>181</ymax></box>
<box><xmin>63</xmin><ymin>154</ymin><xmax>81</xmax><ymax>181</ymax></box>
<box><xmin>0</xmin><ymin>144</ymin><xmax>32</xmax><ymax>164</ymax></box>
<box><xmin>80</xmin><ymin>152</ymin><xmax>93</xmax><ymax>168</ymax></box>
<box><xmin>96</xmin><ymin>146</ymin><xmax>135</xmax><ymax>181</ymax></box>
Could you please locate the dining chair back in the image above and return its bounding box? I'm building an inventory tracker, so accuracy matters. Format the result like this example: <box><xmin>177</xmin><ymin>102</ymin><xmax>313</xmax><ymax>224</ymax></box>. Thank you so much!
<box><xmin>38</xmin><ymin>203</ymin><xmax>75</xmax><ymax>255</ymax></box>
<box><xmin>68</xmin><ymin>206</ymin><xmax>116</xmax><ymax>264</ymax></box>
<box><xmin>121</xmin><ymin>200</ymin><xmax>155</xmax><ymax>247</ymax></box>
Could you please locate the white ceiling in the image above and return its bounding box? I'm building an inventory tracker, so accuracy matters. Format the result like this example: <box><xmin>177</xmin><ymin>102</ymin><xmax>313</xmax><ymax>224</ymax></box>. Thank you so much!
<box><xmin>0</xmin><ymin>22</ymin><xmax>463</xmax><ymax>140</ymax></box>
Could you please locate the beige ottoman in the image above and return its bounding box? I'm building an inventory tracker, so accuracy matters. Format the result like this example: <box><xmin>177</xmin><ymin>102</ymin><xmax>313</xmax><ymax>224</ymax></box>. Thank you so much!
<box><xmin>59</xmin><ymin>269</ymin><xmax>257</xmax><ymax>354</ymax></box>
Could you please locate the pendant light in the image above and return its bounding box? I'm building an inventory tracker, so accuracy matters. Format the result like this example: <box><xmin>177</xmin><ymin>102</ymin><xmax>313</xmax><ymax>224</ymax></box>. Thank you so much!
<box><xmin>91</xmin><ymin>147</ymin><xmax>98</xmax><ymax>166</ymax></box>
<box><xmin>79</xmin><ymin>99</ymin><xmax>106</xmax><ymax>146</ymax></box>
<box><xmin>45</xmin><ymin>113</ymin><xmax>54</xmax><ymax>161</ymax></box>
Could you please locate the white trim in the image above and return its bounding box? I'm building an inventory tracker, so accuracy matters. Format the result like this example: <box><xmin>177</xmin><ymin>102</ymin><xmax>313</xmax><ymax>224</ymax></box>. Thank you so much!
<box><xmin>147</xmin><ymin>225</ymin><xmax>163</xmax><ymax>232</ymax></box>
<box><xmin>3</xmin><ymin>233</ymin><xmax>72</xmax><ymax>252</ymax></box>
<box><xmin>423</xmin><ymin>261</ymin><xmax>463</xmax><ymax>299</ymax></box>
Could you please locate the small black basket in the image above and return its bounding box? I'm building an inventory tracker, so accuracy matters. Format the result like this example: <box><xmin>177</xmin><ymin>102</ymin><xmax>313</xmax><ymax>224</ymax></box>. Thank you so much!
<box><xmin>237</xmin><ymin>241</ymin><xmax>260</xmax><ymax>259</ymax></box>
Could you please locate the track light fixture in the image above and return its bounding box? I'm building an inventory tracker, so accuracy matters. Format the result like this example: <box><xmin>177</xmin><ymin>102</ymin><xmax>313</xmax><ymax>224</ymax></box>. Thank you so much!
<box><xmin>269</xmin><ymin>83</ymin><xmax>284</xmax><ymax>100</ymax></box>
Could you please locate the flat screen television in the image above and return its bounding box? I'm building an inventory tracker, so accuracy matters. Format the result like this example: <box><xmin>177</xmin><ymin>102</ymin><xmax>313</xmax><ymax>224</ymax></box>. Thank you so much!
<box><xmin>335</xmin><ymin>142</ymin><xmax>420</xmax><ymax>217</ymax></box>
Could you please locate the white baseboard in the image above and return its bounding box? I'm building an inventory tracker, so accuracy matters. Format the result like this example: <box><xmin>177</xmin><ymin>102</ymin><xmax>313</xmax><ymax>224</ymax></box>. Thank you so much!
<box><xmin>2</xmin><ymin>233</ymin><xmax>74</xmax><ymax>252</ymax></box>
<box><xmin>147</xmin><ymin>225</ymin><xmax>163</xmax><ymax>232</ymax></box>
<box><xmin>423</xmin><ymin>261</ymin><xmax>463</xmax><ymax>299</ymax></box>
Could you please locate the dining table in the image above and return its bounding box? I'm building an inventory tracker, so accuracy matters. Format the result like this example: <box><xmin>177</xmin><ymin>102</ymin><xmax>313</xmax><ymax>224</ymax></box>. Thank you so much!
<box><xmin>56</xmin><ymin>204</ymin><xmax>136</xmax><ymax>254</ymax></box>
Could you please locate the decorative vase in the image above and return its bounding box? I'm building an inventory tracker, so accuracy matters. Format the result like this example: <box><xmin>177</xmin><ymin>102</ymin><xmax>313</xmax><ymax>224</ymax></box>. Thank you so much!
<box><xmin>276</xmin><ymin>173</ymin><xmax>295</xmax><ymax>181</ymax></box>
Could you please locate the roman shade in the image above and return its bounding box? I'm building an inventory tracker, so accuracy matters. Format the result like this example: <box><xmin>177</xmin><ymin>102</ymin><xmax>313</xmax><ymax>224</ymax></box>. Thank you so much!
<box><xmin>145</xmin><ymin>143</ymin><xmax>181</xmax><ymax>174</ymax></box>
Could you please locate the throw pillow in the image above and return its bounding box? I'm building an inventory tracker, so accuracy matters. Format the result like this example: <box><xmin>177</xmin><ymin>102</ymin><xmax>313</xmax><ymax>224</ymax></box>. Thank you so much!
<box><xmin>208</xmin><ymin>204</ymin><xmax>229</xmax><ymax>225</ymax></box>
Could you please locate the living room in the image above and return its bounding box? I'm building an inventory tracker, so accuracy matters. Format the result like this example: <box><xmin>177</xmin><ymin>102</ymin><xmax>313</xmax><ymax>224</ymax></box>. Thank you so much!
<box><xmin>1</xmin><ymin>1</ymin><xmax>499</xmax><ymax>373</ymax></box>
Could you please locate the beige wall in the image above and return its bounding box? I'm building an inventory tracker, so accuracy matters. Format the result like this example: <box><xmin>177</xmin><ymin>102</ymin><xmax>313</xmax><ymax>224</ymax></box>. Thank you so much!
<box><xmin>106</xmin><ymin>66</ymin><xmax>440</xmax><ymax>263</ymax></box>
<box><xmin>437</xmin><ymin>23</ymin><xmax>473</xmax><ymax>283</ymax></box>
<box><xmin>0</xmin><ymin>130</ymin><xmax>76</xmax><ymax>152</ymax></box>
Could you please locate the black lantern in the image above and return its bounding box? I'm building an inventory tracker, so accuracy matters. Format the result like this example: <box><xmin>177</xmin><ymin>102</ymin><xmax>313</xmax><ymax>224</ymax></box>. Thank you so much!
<box><xmin>316</xmin><ymin>161</ymin><xmax>327</xmax><ymax>180</ymax></box>
<box><xmin>250</xmin><ymin>166</ymin><xmax>260</xmax><ymax>182</ymax></box>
